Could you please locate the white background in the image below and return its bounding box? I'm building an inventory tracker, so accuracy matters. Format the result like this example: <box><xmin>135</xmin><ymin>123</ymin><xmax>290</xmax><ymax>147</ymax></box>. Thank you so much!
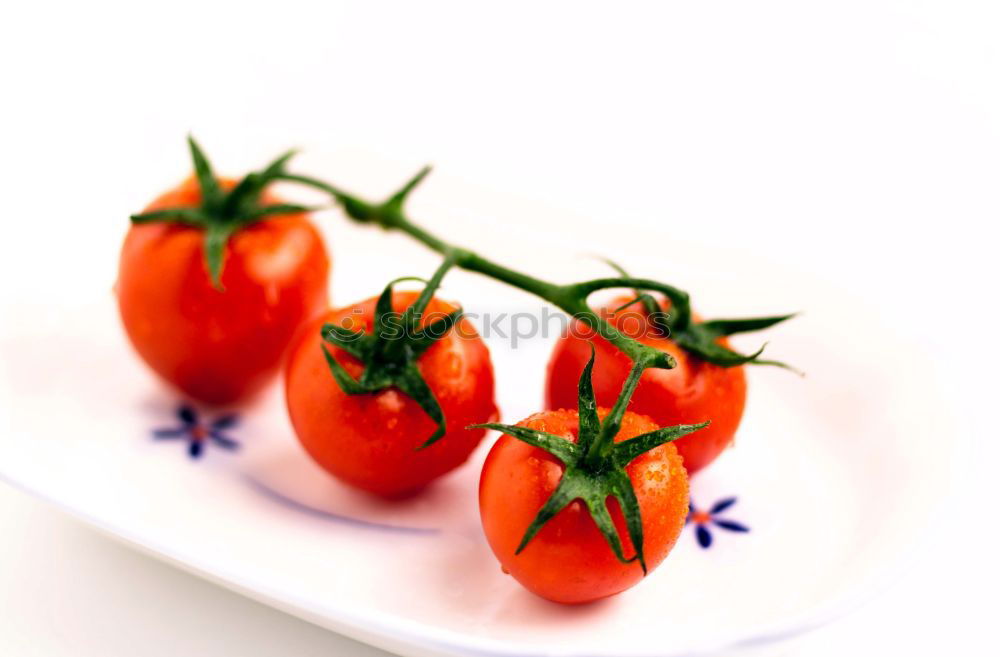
<box><xmin>1</xmin><ymin>1</ymin><xmax>997</xmax><ymax>655</ymax></box>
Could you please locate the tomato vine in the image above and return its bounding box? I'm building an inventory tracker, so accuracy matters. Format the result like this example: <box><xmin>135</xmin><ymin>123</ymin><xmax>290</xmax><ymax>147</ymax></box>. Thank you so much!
<box><xmin>281</xmin><ymin>166</ymin><xmax>794</xmax><ymax>370</ymax></box>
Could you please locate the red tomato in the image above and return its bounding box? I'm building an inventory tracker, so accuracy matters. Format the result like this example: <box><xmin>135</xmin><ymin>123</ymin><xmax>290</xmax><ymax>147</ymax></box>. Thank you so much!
<box><xmin>117</xmin><ymin>177</ymin><xmax>330</xmax><ymax>404</ymax></box>
<box><xmin>479</xmin><ymin>408</ymin><xmax>689</xmax><ymax>604</ymax></box>
<box><xmin>545</xmin><ymin>297</ymin><xmax>746</xmax><ymax>475</ymax></box>
<box><xmin>285</xmin><ymin>291</ymin><xmax>499</xmax><ymax>497</ymax></box>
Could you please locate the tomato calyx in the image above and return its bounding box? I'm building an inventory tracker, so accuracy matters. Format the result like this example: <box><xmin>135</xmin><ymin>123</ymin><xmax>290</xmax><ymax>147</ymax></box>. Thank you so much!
<box><xmin>598</xmin><ymin>259</ymin><xmax>798</xmax><ymax>369</ymax></box>
<box><xmin>612</xmin><ymin>289</ymin><xmax>798</xmax><ymax>369</ymax></box>
<box><xmin>671</xmin><ymin>314</ymin><xmax>799</xmax><ymax>369</ymax></box>
<box><xmin>320</xmin><ymin>258</ymin><xmax>463</xmax><ymax>448</ymax></box>
<box><xmin>472</xmin><ymin>348</ymin><xmax>708</xmax><ymax>573</ymax></box>
<box><xmin>130</xmin><ymin>136</ymin><xmax>319</xmax><ymax>290</ymax></box>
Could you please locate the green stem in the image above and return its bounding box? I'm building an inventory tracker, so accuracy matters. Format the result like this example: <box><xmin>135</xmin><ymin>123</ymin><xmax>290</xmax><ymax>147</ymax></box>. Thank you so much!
<box><xmin>427</xmin><ymin>244</ymin><xmax>673</xmax><ymax>368</ymax></box>
<box><xmin>449</xmin><ymin>249</ymin><xmax>561</xmax><ymax>301</ymax></box>
<box><xmin>405</xmin><ymin>255</ymin><xmax>457</xmax><ymax>319</ymax></box>
<box><xmin>281</xmin><ymin>172</ymin><xmax>675</xmax><ymax>370</ymax></box>
<box><xmin>282</xmin><ymin>167</ymin><xmax>793</xmax><ymax>370</ymax></box>
<box><xmin>569</xmin><ymin>278</ymin><xmax>691</xmax><ymax>330</ymax></box>
<box><xmin>585</xmin><ymin>359</ymin><xmax>648</xmax><ymax>469</ymax></box>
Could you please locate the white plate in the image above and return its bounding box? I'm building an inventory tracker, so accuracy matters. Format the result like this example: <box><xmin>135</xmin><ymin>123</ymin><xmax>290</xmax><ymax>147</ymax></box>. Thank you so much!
<box><xmin>0</xmin><ymin>172</ymin><xmax>949</xmax><ymax>657</ymax></box>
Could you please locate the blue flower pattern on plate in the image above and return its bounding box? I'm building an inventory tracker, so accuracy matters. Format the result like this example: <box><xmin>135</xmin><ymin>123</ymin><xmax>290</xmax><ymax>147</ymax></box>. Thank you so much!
<box><xmin>687</xmin><ymin>497</ymin><xmax>749</xmax><ymax>548</ymax></box>
<box><xmin>149</xmin><ymin>406</ymin><xmax>750</xmax><ymax>546</ymax></box>
<box><xmin>153</xmin><ymin>405</ymin><xmax>239</xmax><ymax>458</ymax></box>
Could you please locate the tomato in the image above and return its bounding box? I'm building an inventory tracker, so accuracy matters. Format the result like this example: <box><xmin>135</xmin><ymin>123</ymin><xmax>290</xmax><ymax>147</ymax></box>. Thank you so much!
<box><xmin>545</xmin><ymin>297</ymin><xmax>746</xmax><ymax>475</ymax></box>
<box><xmin>479</xmin><ymin>408</ymin><xmax>689</xmax><ymax>604</ymax></box>
<box><xmin>117</xmin><ymin>177</ymin><xmax>330</xmax><ymax>404</ymax></box>
<box><xmin>285</xmin><ymin>290</ymin><xmax>498</xmax><ymax>497</ymax></box>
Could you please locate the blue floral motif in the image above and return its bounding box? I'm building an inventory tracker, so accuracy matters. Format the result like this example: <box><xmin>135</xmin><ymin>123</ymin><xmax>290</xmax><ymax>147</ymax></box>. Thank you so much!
<box><xmin>686</xmin><ymin>497</ymin><xmax>749</xmax><ymax>548</ymax></box>
<box><xmin>153</xmin><ymin>405</ymin><xmax>239</xmax><ymax>459</ymax></box>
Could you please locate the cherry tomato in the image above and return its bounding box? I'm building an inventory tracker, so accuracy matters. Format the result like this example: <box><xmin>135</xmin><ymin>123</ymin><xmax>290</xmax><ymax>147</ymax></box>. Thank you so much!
<box><xmin>545</xmin><ymin>297</ymin><xmax>746</xmax><ymax>475</ymax></box>
<box><xmin>479</xmin><ymin>408</ymin><xmax>689</xmax><ymax>604</ymax></box>
<box><xmin>117</xmin><ymin>177</ymin><xmax>330</xmax><ymax>404</ymax></box>
<box><xmin>285</xmin><ymin>291</ymin><xmax>499</xmax><ymax>497</ymax></box>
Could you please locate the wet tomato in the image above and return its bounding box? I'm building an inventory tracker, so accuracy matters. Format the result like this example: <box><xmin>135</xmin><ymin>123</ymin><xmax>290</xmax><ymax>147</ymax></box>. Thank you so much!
<box><xmin>479</xmin><ymin>408</ymin><xmax>689</xmax><ymax>603</ymax></box>
<box><xmin>546</xmin><ymin>297</ymin><xmax>746</xmax><ymax>475</ymax></box>
<box><xmin>285</xmin><ymin>291</ymin><xmax>498</xmax><ymax>497</ymax></box>
<box><xmin>118</xmin><ymin>176</ymin><xmax>330</xmax><ymax>404</ymax></box>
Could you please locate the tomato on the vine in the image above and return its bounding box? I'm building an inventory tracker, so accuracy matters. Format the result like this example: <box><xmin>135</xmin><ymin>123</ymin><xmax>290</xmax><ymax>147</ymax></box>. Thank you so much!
<box><xmin>546</xmin><ymin>297</ymin><xmax>746</xmax><ymax>474</ymax></box>
<box><xmin>285</xmin><ymin>289</ymin><xmax>498</xmax><ymax>497</ymax></box>
<box><xmin>118</xmin><ymin>140</ymin><xmax>330</xmax><ymax>405</ymax></box>
<box><xmin>479</xmin><ymin>408</ymin><xmax>691</xmax><ymax>604</ymax></box>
